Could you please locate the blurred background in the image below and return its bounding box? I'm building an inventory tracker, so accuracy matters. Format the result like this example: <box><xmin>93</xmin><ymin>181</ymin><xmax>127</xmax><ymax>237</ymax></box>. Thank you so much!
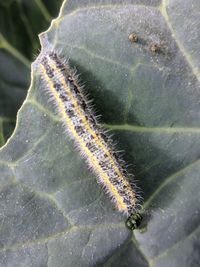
<box><xmin>0</xmin><ymin>0</ymin><xmax>63</xmax><ymax>147</ymax></box>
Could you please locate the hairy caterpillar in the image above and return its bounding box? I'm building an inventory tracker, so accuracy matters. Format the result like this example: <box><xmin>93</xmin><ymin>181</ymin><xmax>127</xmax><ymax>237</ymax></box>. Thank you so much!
<box><xmin>38</xmin><ymin>51</ymin><xmax>142</xmax><ymax>230</ymax></box>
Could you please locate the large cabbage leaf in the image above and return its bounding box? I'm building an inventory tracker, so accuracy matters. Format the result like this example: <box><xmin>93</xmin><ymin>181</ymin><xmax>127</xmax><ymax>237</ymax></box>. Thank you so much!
<box><xmin>0</xmin><ymin>0</ymin><xmax>200</xmax><ymax>266</ymax></box>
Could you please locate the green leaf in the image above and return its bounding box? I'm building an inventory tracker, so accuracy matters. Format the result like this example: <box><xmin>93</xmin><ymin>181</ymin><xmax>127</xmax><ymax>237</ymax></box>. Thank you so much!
<box><xmin>0</xmin><ymin>0</ymin><xmax>63</xmax><ymax>146</ymax></box>
<box><xmin>0</xmin><ymin>0</ymin><xmax>200</xmax><ymax>266</ymax></box>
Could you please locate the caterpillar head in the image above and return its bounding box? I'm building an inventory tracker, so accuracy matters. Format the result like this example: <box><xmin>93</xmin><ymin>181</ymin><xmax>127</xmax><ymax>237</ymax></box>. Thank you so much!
<box><xmin>126</xmin><ymin>213</ymin><xmax>142</xmax><ymax>230</ymax></box>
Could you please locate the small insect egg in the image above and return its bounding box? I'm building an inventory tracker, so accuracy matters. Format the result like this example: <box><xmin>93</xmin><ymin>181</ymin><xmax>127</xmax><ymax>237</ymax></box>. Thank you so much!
<box><xmin>149</xmin><ymin>43</ymin><xmax>160</xmax><ymax>54</ymax></box>
<box><xmin>128</xmin><ymin>32</ymin><xmax>138</xmax><ymax>43</ymax></box>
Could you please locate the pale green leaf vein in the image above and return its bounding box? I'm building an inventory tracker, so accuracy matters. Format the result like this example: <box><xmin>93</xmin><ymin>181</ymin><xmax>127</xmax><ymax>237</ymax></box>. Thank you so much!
<box><xmin>143</xmin><ymin>158</ymin><xmax>200</xmax><ymax>209</ymax></box>
<box><xmin>160</xmin><ymin>0</ymin><xmax>200</xmax><ymax>82</ymax></box>
<box><xmin>104</xmin><ymin>123</ymin><xmax>200</xmax><ymax>133</ymax></box>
